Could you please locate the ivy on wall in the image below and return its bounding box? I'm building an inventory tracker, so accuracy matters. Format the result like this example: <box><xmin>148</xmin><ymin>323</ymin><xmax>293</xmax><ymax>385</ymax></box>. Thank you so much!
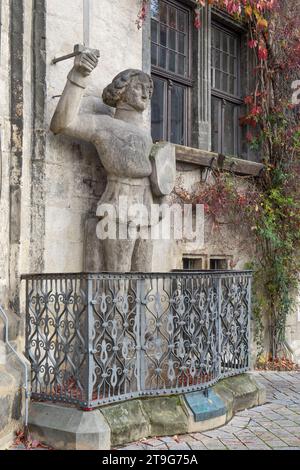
<box><xmin>138</xmin><ymin>0</ymin><xmax>300</xmax><ymax>361</ymax></box>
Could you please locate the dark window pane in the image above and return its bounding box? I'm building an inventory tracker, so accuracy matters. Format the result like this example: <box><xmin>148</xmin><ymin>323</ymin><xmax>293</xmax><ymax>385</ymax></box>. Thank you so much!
<box><xmin>171</xmin><ymin>84</ymin><xmax>185</xmax><ymax>145</ymax></box>
<box><xmin>151</xmin><ymin>77</ymin><xmax>166</xmax><ymax>142</ymax></box>
<box><xmin>183</xmin><ymin>258</ymin><xmax>203</xmax><ymax>270</ymax></box>
<box><xmin>222</xmin><ymin>73</ymin><xmax>228</xmax><ymax>93</ymax></box>
<box><xmin>178</xmin><ymin>55</ymin><xmax>185</xmax><ymax>76</ymax></box>
<box><xmin>229</xmin><ymin>76</ymin><xmax>235</xmax><ymax>95</ymax></box>
<box><xmin>159</xmin><ymin>47</ymin><xmax>167</xmax><ymax>69</ymax></box>
<box><xmin>216</xmin><ymin>50</ymin><xmax>221</xmax><ymax>69</ymax></box>
<box><xmin>223</xmin><ymin>102</ymin><xmax>237</xmax><ymax>156</ymax></box>
<box><xmin>160</xmin><ymin>2</ymin><xmax>167</xmax><ymax>23</ymax></box>
<box><xmin>223</xmin><ymin>33</ymin><xmax>228</xmax><ymax>52</ymax></box>
<box><xmin>178</xmin><ymin>32</ymin><xmax>185</xmax><ymax>53</ymax></box>
<box><xmin>169</xmin><ymin>6</ymin><xmax>176</xmax><ymax>28</ymax></box>
<box><xmin>229</xmin><ymin>56</ymin><xmax>235</xmax><ymax>75</ymax></box>
<box><xmin>151</xmin><ymin>20</ymin><xmax>158</xmax><ymax>43</ymax></box>
<box><xmin>178</xmin><ymin>10</ymin><xmax>186</xmax><ymax>32</ymax></box>
<box><xmin>215</xmin><ymin>70</ymin><xmax>221</xmax><ymax>89</ymax></box>
<box><xmin>160</xmin><ymin>25</ymin><xmax>167</xmax><ymax>46</ymax></box>
<box><xmin>210</xmin><ymin>259</ymin><xmax>228</xmax><ymax>270</ymax></box>
<box><xmin>229</xmin><ymin>36</ymin><xmax>235</xmax><ymax>55</ymax></box>
<box><xmin>211</xmin><ymin>97</ymin><xmax>221</xmax><ymax>153</ymax></box>
<box><xmin>168</xmin><ymin>50</ymin><xmax>176</xmax><ymax>72</ymax></box>
<box><xmin>222</xmin><ymin>54</ymin><xmax>228</xmax><ymax>73</ymax></box>
<box><xmin>169</xmin><ymin>29</ymin><xmax>176</xmax><ymax>50</ymax></box>
<box><xmin>151</xmin><ymin>43</ymin><xmax>158</xmax><ymax>66</ymax></box>
<box><xmin>215</xmin><ymin>29</ymin><xmax>221</xmax><ymax>49</ymax></box>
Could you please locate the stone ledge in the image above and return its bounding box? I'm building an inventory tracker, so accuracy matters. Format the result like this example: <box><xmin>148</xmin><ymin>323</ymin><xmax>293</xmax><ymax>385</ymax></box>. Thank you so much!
<box><xmin>27</xmin><ymin>373</ymin><xmax>266</xmax><ymax>450</ymax></box>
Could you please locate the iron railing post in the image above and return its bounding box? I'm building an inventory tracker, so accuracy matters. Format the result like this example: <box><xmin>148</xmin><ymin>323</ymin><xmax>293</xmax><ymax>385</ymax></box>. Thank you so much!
<box><xmin>247</xmin><ymin>274</ymin><xmax>252</xmax><ymax>370</ymax></box>
<box><xmin>136</xmin><ymin>278</ymin><xmax>146</xmax><ymax>394</ymax></box>
<box><xmin>217</xmin><ymin>275</ymin><xmax>222</xmax><ymax>379</ymax></box>
<box><xmin>86</xmin><ymin>275</ymin><xmax>94</xmax><ymax>408</ymax></box>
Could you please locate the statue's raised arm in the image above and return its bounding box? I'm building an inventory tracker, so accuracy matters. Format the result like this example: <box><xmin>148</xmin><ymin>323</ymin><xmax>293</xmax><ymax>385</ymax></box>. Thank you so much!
<box><xmin>50</xmin><ymin>48</ymin><xmax>104</xmax><ymax>141</ymax></box>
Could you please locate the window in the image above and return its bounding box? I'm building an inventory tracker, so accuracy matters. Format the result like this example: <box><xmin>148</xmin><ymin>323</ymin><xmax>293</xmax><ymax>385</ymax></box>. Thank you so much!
<box><xmin>151</xmin><ymin>0</ymin><xmax>192</xmax><ymax>146</ymax></box>
<box><xmin>211</xmin><ymin>24</ymin><xmax>243</xmax><ymax>157</ymax></box>
<box><xmin>209</xmin><ymin>258</ymin><xmax>230</xmax><ymax>270</ymax></box>
<box><xmin>183</xmin><ymin>257</ymin><xmax>203</xmax><ymax>270</ymax></box>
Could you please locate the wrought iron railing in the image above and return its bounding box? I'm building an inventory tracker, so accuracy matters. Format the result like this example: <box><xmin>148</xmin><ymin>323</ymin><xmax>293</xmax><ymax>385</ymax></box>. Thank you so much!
<box><xmin>22</xmin><ymin>271</ymin><xmax>252</xmax><ymax>409</ymax></box>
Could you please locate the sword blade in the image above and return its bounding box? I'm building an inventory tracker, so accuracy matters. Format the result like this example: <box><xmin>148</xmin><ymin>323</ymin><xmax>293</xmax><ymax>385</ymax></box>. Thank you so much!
<box><xmin>83</xmin><ymin>0</ymin><xmax>90</xmax><ymax>47</ymax></box>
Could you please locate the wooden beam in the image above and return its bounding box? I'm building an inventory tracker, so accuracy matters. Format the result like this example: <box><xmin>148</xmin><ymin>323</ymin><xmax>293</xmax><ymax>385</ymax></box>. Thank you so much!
<box><xmin>175</xmin><ymin>144</ymin><xmax>264</xmax><ymax>177</ymax></box>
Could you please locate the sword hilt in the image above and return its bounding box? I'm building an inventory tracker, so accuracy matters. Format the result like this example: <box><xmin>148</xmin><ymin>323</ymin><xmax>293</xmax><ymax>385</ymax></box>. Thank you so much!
<box><xmin>52</xmin><ymin>44</ymin><xmax>100</xmax><ymax>65</ymax></box>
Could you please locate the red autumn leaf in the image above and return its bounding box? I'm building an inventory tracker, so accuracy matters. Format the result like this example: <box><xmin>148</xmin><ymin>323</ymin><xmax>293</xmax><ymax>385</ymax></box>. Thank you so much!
<box><xmin>258</xmin><ymin>46</ymin><xmax>268</xmax><ymax>60</ymax></box>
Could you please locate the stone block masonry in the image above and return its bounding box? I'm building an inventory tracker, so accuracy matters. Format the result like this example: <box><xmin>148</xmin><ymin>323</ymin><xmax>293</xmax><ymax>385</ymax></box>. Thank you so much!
<box><xmin>28</xmin><ymin>373</ymin><xmax>266</xmax><ymax>450</ymax></box>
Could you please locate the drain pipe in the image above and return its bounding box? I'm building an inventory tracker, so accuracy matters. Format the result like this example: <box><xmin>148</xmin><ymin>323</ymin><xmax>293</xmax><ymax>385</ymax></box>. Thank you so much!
<box><xmin>0</xmin><ymin>305</ymin><xmax>30</xmax><ymax>438</ymax></box>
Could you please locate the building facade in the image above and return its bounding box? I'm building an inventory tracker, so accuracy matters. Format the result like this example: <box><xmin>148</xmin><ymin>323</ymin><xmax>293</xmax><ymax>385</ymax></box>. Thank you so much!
<box><xmin>0</xmin><ymin>0</ymin><xmax>299</xmax><ymax>447</ymax></box>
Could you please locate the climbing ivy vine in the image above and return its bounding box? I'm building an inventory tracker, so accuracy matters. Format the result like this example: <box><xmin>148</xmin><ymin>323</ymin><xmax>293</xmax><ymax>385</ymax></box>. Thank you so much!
<box><xmin>138</xmin><ymin>0</ymin><xmax>300</xmax><ymax>362</ymax></box>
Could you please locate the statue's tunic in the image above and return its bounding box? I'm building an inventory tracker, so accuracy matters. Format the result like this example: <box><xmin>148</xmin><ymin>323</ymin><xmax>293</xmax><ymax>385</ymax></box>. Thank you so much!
<box><xmin>93</xmin><ymin>119</ymin><xmax>154</xmax><ymax>227</ymax></box>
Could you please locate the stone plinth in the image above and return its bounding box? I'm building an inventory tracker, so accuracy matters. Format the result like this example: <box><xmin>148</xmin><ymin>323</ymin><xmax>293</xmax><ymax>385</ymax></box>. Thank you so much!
<box><xmin>27</xmin><ymin>373</ymin><xmax>266</xmax><ymax>450</ymax></box>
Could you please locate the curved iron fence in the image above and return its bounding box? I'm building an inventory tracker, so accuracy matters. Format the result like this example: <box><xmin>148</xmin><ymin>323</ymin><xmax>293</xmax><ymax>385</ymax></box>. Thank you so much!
<box><xmin>23</xmin><ymin>271</ymin><xmax>252</xmax><ymax>409</ymax></box>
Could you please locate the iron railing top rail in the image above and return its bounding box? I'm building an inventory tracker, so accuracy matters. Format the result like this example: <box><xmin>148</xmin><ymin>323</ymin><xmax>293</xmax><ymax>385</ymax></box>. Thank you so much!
<box><xmin>21</xmin><ymin>270</ymin><xmax>253</xmax><ymax>281</ymax></box>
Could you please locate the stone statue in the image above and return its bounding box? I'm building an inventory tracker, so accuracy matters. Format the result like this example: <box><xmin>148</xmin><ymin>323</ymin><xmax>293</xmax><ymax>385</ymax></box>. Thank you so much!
<box><xmin>51</xmin><ymin>48</ymin><xmax>175</xmax><ymax>272</ymax></box>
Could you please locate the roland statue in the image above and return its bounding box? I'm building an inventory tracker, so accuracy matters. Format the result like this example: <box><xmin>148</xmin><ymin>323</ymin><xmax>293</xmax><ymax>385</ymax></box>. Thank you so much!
<box><xmin>51</xmin><ymin>47</ymin><xmax>175</xmax><ymax>272</ymax></box>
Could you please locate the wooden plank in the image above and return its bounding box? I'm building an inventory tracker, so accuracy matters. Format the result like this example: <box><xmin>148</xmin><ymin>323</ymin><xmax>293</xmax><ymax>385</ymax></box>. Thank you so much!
<box><xmin>176</xmin><ymin>145</ymin><xmax>219</xmax><ymax>168</ymax></box>
<box><xmin>175</xmin><ymin>145</ymin><xmax>264</xmax><ymax>177</ymax></box>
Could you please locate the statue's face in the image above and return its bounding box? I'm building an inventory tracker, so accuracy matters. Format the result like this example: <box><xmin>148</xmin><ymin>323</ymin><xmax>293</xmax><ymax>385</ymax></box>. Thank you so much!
<box><xmin>122</xmin><ymin>75</ymin><xmax>151</xmax><ymax>112</ymax></box>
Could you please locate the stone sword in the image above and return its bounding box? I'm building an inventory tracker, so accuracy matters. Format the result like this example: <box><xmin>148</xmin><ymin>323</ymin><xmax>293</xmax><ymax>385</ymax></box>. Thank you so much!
<box><xmin>52</xmin><ymin>0</ymin><xmax>100</xmax><ymax>64</ymax></box>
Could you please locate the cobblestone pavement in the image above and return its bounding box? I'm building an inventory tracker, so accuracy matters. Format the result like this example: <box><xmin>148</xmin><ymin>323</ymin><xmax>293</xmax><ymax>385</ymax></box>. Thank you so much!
<box><xmin>118</xmin><ymin>372</ymin><xmax>300</xmax><ymax>451</ymax></box>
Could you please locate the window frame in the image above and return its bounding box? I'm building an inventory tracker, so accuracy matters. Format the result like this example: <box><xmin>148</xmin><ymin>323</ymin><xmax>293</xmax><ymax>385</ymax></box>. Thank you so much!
<box><xmin>182</xmin><ymin>255</ymin><xmax>204</xmax><ymax>270</ymax></box>
<box><xmin>150</xmin><ymin>0</ymin><xmax>193</xmax><ymax>146</ymax></box>
<box><xmin>209</xmin><ymin>256</ymin><xmax>232</xmax><ymax>270</ymax></box>
<box><xmin>211</xmin><ymin>20</ymin><xmax>244</xmax><ymax>157</ymax></box>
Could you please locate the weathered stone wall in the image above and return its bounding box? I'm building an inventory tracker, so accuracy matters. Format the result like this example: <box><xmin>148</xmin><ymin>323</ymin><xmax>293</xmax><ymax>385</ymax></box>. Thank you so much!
<box><xmin>44</xmin><ymin>0</ymin><xmax>144</xmax><ymax>273</ymax></box>
<box><xmin>0</xmin><ymin>0</ymin><xmax>11</xmax><ymax>311</ymax></box>
<box><xmin>152</xmin><ymin>166</ymin><xmax>255</xmax><ymax>273</ymax></box>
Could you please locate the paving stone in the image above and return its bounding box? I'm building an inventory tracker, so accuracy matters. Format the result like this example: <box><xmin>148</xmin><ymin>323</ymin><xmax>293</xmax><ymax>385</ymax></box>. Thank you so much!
<box><xmin>167</xmin><ymin>443</ymin><xmax>191</xmax><ymax>451</ymax></box>
<box><xmin>264</xmin><ymin>440</ymin><xmax>289</xmax><ymax>448</ymax></box>
<box><xmin>189</xmin><ymin>442</ymin><xmax>209</xmax><ymax>450</ymax></box>
<box><xmin>204</xmin><ymin>441</ymin><xmax>228</xmax><ymax>450</ymax></box>
<box><xmin>141</xmin><ymin>438</ymin><xmax>166</xmax><ymax>447</ymax></box>
<box><xmin>159</xmin><ymin>436</ymin><xmax>178</xmax><ymax>444</ymax></box>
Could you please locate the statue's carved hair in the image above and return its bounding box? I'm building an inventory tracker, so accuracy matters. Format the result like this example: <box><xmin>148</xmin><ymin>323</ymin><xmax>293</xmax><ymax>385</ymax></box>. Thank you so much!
<box><xmin>102</xmin><ymin>69</ymin><xmax>153</xmax><ymax>108</ymax></box>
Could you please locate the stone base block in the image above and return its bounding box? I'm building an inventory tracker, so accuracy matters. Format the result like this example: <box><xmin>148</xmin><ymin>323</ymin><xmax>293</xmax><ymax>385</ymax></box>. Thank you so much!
<box><xmin>213</xmin><ymin>373</ymin><xmax>267</xmax><ymax>419</ymax></box>
<box><xmin>0</xmin><ymin>365</ymin><xmax>24</xmax><ymax>449</ymax></box>
<box><xmin>26</xmin><ymin>373</ymin><xmax>266</xmax><ymax>449</ymax></box>
<box><xmin>29</xmin><ymin>403</ymin><xmax>111</xmax><ymax>450</ymax></box>
<box><xmin>101</xmin><ymin>400</ymin><xmax>149</xmax><ymax>447</ymax></box>
<box><xmin>141</xmin><ymin>396</ymin><xmax>188</xmax><ymax>437</ymax></box>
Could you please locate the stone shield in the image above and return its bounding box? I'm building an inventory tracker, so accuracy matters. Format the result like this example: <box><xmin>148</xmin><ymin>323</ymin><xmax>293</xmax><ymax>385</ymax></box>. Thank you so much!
<box><xmin>149</xmin><ymin>142</ymin><xmax>176</xmax><ymax>197</ymax></box>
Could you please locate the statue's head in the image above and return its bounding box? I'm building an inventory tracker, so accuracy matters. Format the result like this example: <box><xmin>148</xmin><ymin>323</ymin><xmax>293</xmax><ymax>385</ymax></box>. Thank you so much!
<box><xmin>102</xmin><ymin>69</ymin><xmax>153</xmax><ymax>112</ymax></box>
